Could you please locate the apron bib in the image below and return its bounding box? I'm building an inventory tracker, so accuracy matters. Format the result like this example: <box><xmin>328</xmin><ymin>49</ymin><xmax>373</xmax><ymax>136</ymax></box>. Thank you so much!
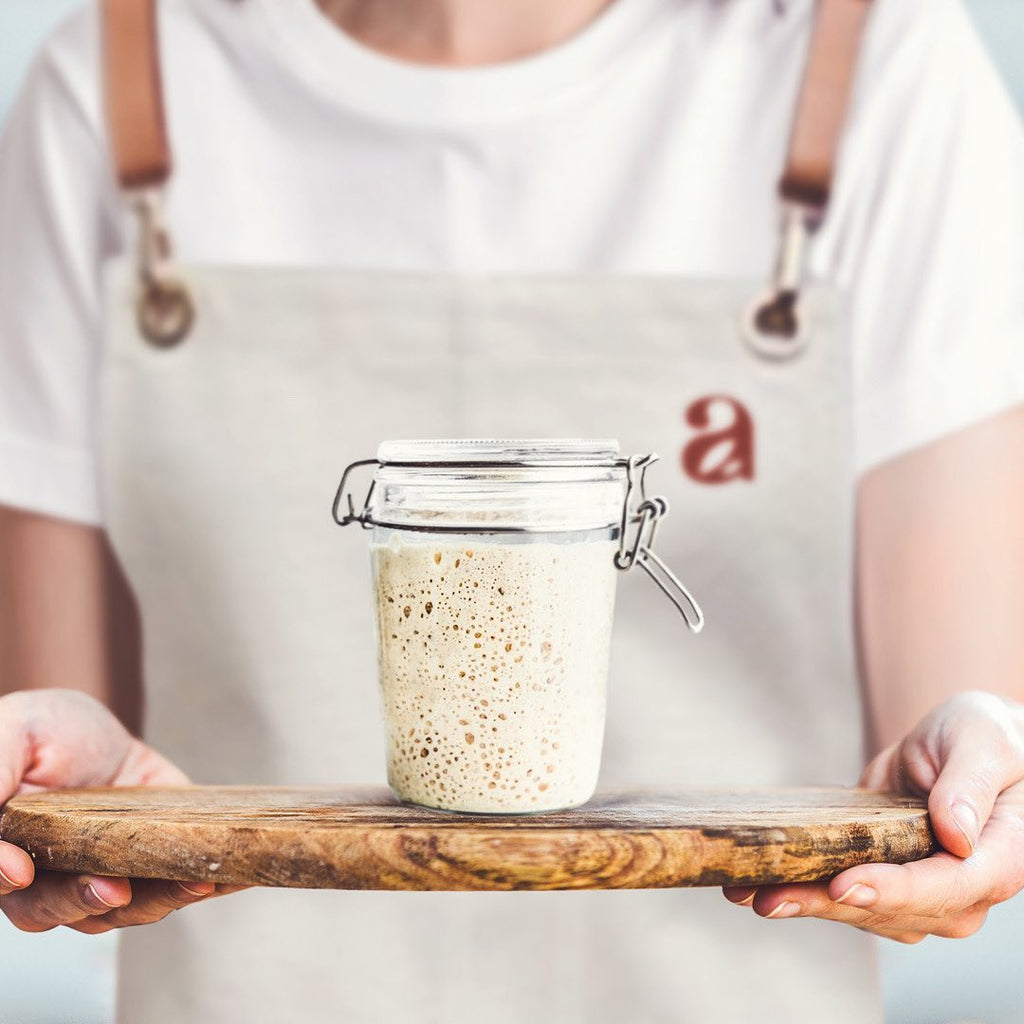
<box><xmin>98</xmin><ymin>2</ymin><xmax>880</xmax><ymax>1021</ymax></box>
<box><xmin>102</xmin><ymin>267</ymin><xmax>873</xmax><ymax>1024</ymax></box>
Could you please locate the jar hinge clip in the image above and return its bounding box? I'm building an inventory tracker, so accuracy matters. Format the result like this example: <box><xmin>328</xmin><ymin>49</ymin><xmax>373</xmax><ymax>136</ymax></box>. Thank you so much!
<box><xmin>332</xmin><ymin>459</ymin><xmax>381</xmax><ymax>529</ymax></box>
<box><xmin>615</xmin><ymin>454</ymin><xmax>704</xmax><ymax>633</ymax></box>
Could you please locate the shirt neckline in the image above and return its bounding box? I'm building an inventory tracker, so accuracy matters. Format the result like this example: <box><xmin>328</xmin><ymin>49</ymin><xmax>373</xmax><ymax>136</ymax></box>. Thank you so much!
<box><xmin>251</xmin><ymin>0</ymin><xmax>679</xmax><ymax>127</ymax></box>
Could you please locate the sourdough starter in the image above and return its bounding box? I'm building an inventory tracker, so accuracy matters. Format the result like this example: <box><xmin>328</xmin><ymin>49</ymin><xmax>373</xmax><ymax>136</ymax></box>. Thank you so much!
<box><xmin>372</xmin><ymin>536</ymin><xmax>617</xmax><ymax>812</ymax></box>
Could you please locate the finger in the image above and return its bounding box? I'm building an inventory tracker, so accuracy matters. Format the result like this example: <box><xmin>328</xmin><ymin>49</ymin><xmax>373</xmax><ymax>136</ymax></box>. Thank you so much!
<box><xmin>1</xmin><ymin>873</ymin><xmax>131</xmax><ymax>932</ymax></box>
<box><xmin>78</xmin><ymin>878</ymin><xmax>216</xmax><ymax>931</ymax></box>
<box><xmin>750</xmin><ymin>882</ymin><xmax>833</xmax><ymax>920</ymax></box>
<box><xmin>67</xmin><ymin>880</ymin><xmax>216</xmax><ymax>934</ymax></box>
<box><xmin>859</xmin><ymin>742</ymin><xmax>900</xmax><ymax>790</ymax></box>
<box><xmin>825</xmin><ymin>851</ymin><xmax>984</xmax><ymax>920</ymax></box>
<box><xmin>0</xmin><ymin>842</ymin><xmax>35</xmax><ymax>894</ymax></box>
<box><xmin>746</xmin><ymin>880</ymin><xmax>984</xmax><ymax>939</ymax></box>
<box><xmin>0</xmin><ymin>696</ymin><xmax>30</xmax><ymax>804</ymax></box>
<box><xmin>75</xmin><ymin>878</ymin><xmax>218</xmax><ymax>932</ymax></box>
<box><xmin>727</xmin><ymin>881</ymin><xmax>857</xmax><ymax>920</ymax></box>
<box><xmin>67</xmin><ymin>880</ymin><xmax>239</xmax><ymax>934</ymax></box>
<box><xmin>114</xmin><ymin>738</ymin><xmax>192</xmax><ymax>788</ymax></box>
<box><xmin>747</xmin><ymin>881</ymin><xmax>901</xmax><ymax>924</ymax></box>
<box><xmin>927</xmin><ymin>711</ymin><xmax>1024</xmax><ymax>858</ymax></box>
<box><xmin>722</xmin><ymin>886</ymin><xmax>756</xmax><ymax>906</ymax></box>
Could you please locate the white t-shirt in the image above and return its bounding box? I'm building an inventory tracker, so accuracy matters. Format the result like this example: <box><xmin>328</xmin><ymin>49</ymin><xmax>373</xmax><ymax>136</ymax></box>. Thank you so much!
<box><xmin>0</xmin><ymin>0</ymin><xmax>1022</xmax><ymax>526</ymax></box>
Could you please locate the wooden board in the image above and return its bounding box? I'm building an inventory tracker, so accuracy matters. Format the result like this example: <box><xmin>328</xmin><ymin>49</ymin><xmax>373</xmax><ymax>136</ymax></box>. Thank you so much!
<box><xmin>0</xmin><ymin>786</ymin><xmax>936</xmax><ymax>892</ymax></box>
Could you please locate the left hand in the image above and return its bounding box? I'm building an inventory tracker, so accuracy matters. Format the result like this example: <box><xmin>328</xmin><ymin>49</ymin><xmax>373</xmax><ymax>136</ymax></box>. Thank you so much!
<box><xmin>722</xmin><ymin>691</ymin><xmax>1024</xmax><ymax>942</ymax></box>
<box><xmin>0</xmin><ymin>689</ymin><xmax>245</xmax><ymax>935</ymax></box>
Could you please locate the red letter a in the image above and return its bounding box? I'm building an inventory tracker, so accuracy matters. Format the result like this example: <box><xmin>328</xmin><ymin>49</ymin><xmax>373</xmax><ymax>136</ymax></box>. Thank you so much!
<box><xmin>681</xmin><ymin>396</ymin><xmax>755</xmax><ymax>484</ymax></box>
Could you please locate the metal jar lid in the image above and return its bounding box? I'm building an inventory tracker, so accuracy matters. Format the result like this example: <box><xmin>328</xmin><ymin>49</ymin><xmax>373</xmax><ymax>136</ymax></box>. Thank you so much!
<box><xmin>332</xmin><ymin>439</ymin><xmax>703</xmax><ymax>633</ymax></box>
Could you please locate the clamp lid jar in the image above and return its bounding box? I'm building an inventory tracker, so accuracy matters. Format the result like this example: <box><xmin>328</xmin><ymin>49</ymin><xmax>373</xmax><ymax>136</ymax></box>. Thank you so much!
<box><xmin>333</xmin><ymin>439</ymin><xmax>702</xmax><ymax>814</ymax></box>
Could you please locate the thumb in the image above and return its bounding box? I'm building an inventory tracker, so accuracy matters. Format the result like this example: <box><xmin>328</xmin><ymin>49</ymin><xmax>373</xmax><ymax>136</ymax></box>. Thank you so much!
<box><xmin>0</xmin><ymin>698</ymin><xmax>37</xmax><ymax>892</ymax></box>
<box><xmin>0</xmin><ymin>689</ymin><xmax>133</xmax><ymax>800</ymax></box>
<box><xmin>927</xmin><ymin>710</ymin><xmax>1024</xmax><ymax>859</ymax></box>
<box><xmin>0</xmin><ymin>696</ymin><xmax>32</xmax><ymax>806</ymax></box>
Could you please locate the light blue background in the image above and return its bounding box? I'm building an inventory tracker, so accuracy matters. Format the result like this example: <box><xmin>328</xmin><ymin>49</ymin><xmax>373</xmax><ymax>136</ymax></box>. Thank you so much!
<box><xmin>1</xmin><ymin>3</ymin><xmax>1022</xmax><ymax>1023</ymax></box>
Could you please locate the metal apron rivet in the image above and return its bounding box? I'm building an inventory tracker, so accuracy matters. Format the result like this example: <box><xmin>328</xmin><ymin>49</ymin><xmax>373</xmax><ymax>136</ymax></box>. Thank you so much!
<box><xmin>743</xmin><ymin>203</ymin><xmax>816</xmax><ymax>362</ymax></box>
<box><xmin>131</xmin><ymin>188</ymin><xmax>196</xmax><ymax>348</ymax></box>
<box><xmin>137</xmin><ymin>278</ymin><xmax>196</xmax><ymax>348</ymax></box>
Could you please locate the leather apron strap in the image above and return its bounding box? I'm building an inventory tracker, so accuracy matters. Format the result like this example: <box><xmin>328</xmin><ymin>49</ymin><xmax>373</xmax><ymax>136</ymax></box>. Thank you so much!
<box><xmin>747</xmin><ymin>0</ymin><xmax>875</xmax><ymax>357</ymax></box>
<box><xmin>781</xmin><ymin>0</ymin><xmax>875</xmax><ymax>214</ymax></box>
<box><xmin>102</xmin><ymin>0</ymin><xmax>192</xmax><ymax>346</ymax></box>
<box><xmin>102</xmin><ymin>0</ymin><xmax>171</xmax><ymax>190</ymax></box>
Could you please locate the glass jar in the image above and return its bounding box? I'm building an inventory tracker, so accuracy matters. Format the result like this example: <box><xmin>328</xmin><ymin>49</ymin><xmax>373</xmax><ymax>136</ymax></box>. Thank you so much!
<box><xmin>333</xmin><ymin>439</ymin><xmax>700</xmax><ymax>814</ymax></box>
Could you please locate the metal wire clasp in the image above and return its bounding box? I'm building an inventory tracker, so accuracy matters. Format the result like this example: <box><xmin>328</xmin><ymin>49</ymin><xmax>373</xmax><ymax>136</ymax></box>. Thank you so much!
<box><xmin>614</xmin><ymin>455</ymin><xmax>704</xmax><ymax>633</ymax></box>
<box><xmin>332</xmin><ymin>459</ymin><xmax>380</xmax><ymax>529</ymax></box>
<box><xmin>131</xmin><ymin>189</ymin><xmax>195</xmax><ymax>348</ymax></box>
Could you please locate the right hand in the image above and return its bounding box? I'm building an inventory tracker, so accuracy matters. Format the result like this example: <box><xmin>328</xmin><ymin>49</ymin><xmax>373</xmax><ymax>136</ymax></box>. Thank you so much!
<box><xmin>0</xmin><ymin>688</ymin><xmax>237</xmax><ymax>934</ymax></box>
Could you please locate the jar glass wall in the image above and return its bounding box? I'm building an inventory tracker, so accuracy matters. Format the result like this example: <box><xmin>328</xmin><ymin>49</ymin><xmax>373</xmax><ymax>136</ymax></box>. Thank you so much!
<box><xmin>364</xmin><ymin>440</ymin><xmax>624</xmax><ymax>813</ymax></box>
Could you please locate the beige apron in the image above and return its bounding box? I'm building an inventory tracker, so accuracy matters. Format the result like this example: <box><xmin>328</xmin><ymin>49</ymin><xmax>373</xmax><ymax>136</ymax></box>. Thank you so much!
<box><xmin>98</xmin><ymin>1</ymin><xmax>879</xmax><ymax>1021</ymax></box>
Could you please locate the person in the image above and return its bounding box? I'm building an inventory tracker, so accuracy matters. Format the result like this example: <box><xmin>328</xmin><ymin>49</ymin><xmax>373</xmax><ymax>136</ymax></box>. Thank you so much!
<box><xmin>1</xmin><ymin>0</ymin><xmax>1022</xmax><ymax>1021</ymax></box>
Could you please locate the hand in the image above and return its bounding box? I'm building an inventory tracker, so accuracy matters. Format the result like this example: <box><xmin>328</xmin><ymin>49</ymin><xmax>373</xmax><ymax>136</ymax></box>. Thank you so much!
<box><xmin>722</xmin><ymin>691</ymin><xmax>1024</xmax><ymax>942</ymax></box>
<box><xmin>0</xmin><ymin>688</ymin><xmax>239</xmax><ymax>934</ymax></box>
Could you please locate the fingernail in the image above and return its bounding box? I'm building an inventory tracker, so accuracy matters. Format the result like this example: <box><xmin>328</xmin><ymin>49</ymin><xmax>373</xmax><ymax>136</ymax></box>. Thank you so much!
<box><xmin>726</xmin><ymin>888</ymin><xmax>757</xmax><ymax>906</ymax></box>
<box><xmin>0</xmin><ymin>865</ymin><xmax>24</xmax><ymax>891</ymax></box>
<box><xmin>177</xmin><ymin>882</ymin><xmax>211</xmax><ymax>899</ymax></box>
<box><xmin>766</xmin><ymin>901</ymin><xmax>802</xmax><ymax>919</ymax></box>
<box><xmin>835</xmin><ymin>883</ymin><xmax>878</xmax><ymax>908</ymax></box>
<box><xmin>951</xmin><ymin>802</ymin><xmax>979</xmax><ymax>852</ymax></box>
<box><xmin>84</xmin><ymin>882</ymin><xmax>120</xmax><ymax>910</ymax></box>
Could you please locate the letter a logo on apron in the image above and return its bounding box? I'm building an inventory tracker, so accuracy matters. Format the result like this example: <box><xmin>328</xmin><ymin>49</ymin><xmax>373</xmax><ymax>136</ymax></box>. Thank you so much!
<box><xmin>682</xmin><ymin>395</ymin><xmax>756</xmax><ymax>484</ymax></box>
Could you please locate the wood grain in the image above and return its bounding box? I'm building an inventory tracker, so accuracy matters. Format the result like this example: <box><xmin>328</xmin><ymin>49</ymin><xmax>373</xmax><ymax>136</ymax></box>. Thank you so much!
<box><xmin>0</xmin><ymin>786</ymin><xmax>936</xmax><ymax>891</ymax></box>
